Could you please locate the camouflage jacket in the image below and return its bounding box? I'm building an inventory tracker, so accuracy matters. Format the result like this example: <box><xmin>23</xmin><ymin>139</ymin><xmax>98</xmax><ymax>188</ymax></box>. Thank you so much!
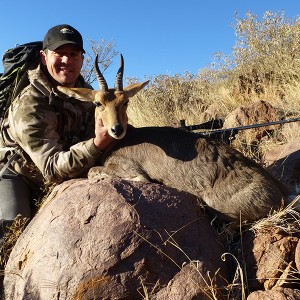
<box><xmin>0</xmin><ymin>64</ymin><xmax>102</xmax><ymax>190</ymax></box>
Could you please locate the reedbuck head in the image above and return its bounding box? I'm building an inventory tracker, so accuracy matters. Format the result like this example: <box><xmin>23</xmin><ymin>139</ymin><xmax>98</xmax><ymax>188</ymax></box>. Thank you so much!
<box><xmin>57</xmin><ymin>54</ymin><xmax>149</xmax><ymax>139</ymax></box>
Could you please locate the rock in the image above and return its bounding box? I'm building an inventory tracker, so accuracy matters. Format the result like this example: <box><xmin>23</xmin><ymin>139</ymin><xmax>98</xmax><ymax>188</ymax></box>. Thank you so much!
<box><xmin>152</xmin><ymin>263</ymin><xmax>227</xmax><ymax>299</ymax></box>
<box><xmin>247</xmin><ymin>287</ymin><xmax>300</xmax><ymax>300</ymax></box>
<box><xmin>239</xmin><ymin>226</ymin><xmax>298</xmax><ymax>291</ymax></box>
<box><xmin>294</xmin><ymin>239</ymin><xmax>300</xmax><ymax>273</ymax></box>
<box><xmin>264</xmin><ymin>137</ymin><xmax>300</xmax><ymax>190</ymax></box>
<box><xmin>4</xmin><ymin>178</ymin><xmax>228</xmax><ymax>299</ymax></box>
<box><xmin>223</xmin><ymin>100</ymin><xmax>282</xmax><ymax>143</ymax></box>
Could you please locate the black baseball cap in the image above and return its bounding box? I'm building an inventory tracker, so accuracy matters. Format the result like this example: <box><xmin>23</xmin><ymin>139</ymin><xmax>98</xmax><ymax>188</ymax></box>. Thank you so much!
<box><xmin>43</xmin><ymin>24</ymin><xmax>85</xmax><ymax>53</ymax></box>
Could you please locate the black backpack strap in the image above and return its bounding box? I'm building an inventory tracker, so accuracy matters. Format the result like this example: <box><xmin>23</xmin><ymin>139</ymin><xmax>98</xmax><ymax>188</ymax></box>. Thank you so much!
<box><xmin>0</xmin><ymin>148</ymin><xmax>19</xmax><ymax>179</ymax></box>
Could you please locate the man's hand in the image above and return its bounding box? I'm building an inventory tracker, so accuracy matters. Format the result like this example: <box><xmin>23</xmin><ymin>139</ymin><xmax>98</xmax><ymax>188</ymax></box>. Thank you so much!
<box><xmin>93</xmin><ymin>116</ymin><xmax>115</xmax><ymax>151</ymax></box>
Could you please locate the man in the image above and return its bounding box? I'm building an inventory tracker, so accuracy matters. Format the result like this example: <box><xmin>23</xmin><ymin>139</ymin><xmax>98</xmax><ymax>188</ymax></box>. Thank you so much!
<box><xmin>0</xmin><ymin>24</ymin><xmax>115</xmax><ymax>237</ymax></box>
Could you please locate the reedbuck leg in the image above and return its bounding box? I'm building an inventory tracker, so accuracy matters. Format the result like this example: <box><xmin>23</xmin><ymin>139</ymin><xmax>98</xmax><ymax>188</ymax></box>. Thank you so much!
<box><xmin>88</xmin><ymin>166</ymin><xmax>114</xmax><ymax>181</ymax></box>
<box><xmin>88</xmin><ymin>163</ymin><xmax>151</xmax><ymax>183</ymax></box>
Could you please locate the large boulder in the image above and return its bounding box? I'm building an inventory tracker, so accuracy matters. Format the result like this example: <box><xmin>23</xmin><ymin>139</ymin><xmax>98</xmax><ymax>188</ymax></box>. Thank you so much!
<box><xmin>223</xmin><ymin>100</ymin><xmax>282</xmax><ymax>144</ymax></box>
<box><xmin>4</xmin><ymin>178</ymin><xmax>229</xmax><ymax>299</ymax></box>
<box><xmin>264</xmin><ymin>137</ymin><xmax>300</xmax><ymax>190</ymax></box>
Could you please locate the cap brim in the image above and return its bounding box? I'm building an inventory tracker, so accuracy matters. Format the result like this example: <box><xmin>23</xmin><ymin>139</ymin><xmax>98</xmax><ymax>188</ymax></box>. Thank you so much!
<box><xmin>46</xmin><ymin>40</ymin><xmax>85</xmax><ymax>53</ymax></box>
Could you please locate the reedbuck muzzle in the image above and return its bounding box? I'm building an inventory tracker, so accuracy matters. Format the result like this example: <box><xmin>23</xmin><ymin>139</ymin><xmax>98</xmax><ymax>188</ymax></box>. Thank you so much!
<box><xmin>57</xmin><ymin>54</ymin><xmax>149</xmax><ymax>139</ymax></box>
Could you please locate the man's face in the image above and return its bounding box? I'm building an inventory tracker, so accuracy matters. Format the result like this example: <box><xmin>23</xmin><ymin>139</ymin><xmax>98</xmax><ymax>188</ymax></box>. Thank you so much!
<box><xmin>40</xmin><ymin>44</ymin><xmax>84</xmax><ymax>87</ymax></box>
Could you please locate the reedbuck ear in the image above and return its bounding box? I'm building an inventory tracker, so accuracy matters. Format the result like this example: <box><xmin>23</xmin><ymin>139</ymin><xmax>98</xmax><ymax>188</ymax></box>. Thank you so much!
<box><xmin>124</xmin><ymin>80</ymin><xmax>150</xmax><ymax>98</ymax></box>
<box><xmin>56</xmin><ymin>86</ymin><xmax>97</xmax><ymax>102</ymax></box>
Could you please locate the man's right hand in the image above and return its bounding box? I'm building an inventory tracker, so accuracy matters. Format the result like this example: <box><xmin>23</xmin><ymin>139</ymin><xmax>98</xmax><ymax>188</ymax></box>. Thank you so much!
<box><xmin>93</xmin><ymin>116</ymin><xmax>115</xmax><ymax>151</ymax></box>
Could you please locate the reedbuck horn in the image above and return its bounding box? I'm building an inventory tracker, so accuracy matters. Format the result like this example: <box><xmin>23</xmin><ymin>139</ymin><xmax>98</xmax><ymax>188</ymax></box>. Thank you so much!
<box><xmin>94</xmin><ymin>54</ymin><xmax>108</xmax><ymax>92</ymax></box>
<box><xmin>115</xmin><ymin>54</ymin><xmax>124</xmax><ymax>91</ymax></box>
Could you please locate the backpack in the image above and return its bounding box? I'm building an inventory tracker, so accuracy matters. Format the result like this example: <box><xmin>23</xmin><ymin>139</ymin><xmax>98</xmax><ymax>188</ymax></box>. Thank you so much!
<box><xmin>0</xmin><ymin>41</ymin><xmax>43</xmax><ymax>122</ymax></box>
<box><xmin>0</xmin><ymin>41</ymin><xmax>43</xmax><ymax>177</ymax></box>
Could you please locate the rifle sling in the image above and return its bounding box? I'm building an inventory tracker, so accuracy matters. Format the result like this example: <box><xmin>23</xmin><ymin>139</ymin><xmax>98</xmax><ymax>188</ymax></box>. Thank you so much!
<box><xmin>0</xmin><ymin>151</ymin><xmax>19</xmax><ymax>179</ymax></box>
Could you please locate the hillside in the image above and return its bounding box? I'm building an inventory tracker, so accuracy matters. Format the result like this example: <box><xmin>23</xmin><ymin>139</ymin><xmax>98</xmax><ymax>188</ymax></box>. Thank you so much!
<box><xmin>127</xmin><ymin>11</ymin><xmax>300</xmax><ymax>162</ymax></box>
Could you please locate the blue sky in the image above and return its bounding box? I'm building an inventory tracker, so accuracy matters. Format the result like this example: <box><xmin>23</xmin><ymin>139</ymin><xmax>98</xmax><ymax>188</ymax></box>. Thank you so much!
<box><xmin>0</xmin><ymin>1</ymin><xmax>299</xmax><ymax>85</ymax></box>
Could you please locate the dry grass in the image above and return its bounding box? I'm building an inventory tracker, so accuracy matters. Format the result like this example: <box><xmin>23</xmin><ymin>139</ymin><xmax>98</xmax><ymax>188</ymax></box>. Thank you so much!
<box><xmin>0</xmin><ymin>216</ymin><xmax>29</xmax><ymax>270</ymax></box>
<box><xmin>251</xmin><ymin>195</ymin><xmax>300</xmax><ymax>234</ymax></box>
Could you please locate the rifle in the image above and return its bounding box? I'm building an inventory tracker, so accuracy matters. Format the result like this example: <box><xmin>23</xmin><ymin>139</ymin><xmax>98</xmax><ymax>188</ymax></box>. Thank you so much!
<box><xmin>180</xmin><ymin>117</ymin><xmax>300</xmax><ymax>144</ymax></box>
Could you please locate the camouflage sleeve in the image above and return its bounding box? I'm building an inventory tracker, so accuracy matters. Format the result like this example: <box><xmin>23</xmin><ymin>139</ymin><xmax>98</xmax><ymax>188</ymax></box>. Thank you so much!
<box><xmin>8</xmin><ymin>92</ymin><xmax>102</xmax><ymax>184</ymax></box>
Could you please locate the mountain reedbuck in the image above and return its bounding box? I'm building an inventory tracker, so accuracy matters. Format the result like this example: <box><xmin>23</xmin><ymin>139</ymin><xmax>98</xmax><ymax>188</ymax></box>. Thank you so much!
<box><xmin>57</xmin><ymin>55</ymin><xmax>294</xmax><ymax>225</ymax></box>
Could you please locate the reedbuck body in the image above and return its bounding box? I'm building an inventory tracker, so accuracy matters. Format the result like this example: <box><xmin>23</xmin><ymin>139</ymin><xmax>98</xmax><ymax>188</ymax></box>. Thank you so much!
<box><xmin>58</xmin><ymin>55</ymin><xmax>292</xmax><ymax>224</ymax></box>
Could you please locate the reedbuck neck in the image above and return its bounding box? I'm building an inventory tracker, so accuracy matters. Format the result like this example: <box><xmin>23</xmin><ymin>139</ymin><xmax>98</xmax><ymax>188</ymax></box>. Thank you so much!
<box><xmin>57</xmin><ymin>54</ymin><xmax>149</xmax><ymax>139</ymax></box>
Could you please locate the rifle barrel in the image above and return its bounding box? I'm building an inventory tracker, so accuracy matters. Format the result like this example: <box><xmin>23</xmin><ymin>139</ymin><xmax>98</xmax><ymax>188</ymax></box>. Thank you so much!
<box><xmin>198</xmin><ymin>117</ymin><xmax>300</xmax><ymax>135</ymax></box>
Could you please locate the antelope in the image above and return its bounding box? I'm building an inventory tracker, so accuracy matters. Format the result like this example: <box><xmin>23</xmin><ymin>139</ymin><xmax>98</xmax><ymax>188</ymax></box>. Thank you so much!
<box><xmin>57</xmin><ymin>55</ymin><xmax>295</xmax><ymax>225</ymax></box>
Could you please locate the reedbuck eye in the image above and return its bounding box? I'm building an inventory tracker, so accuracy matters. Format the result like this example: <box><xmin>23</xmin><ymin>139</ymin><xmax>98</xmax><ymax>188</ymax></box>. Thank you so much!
<box><xmin>95</xmin><ymin>102</ymin><xmax>102</xmax><ymax>107</ymax></box>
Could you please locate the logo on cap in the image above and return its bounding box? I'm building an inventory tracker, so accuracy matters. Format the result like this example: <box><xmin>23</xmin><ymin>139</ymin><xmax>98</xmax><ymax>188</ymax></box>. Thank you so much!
<box><xmin>60</xmin><ymin>28</ymin><xmax>74</xmax><ymax>34</ymax></box>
